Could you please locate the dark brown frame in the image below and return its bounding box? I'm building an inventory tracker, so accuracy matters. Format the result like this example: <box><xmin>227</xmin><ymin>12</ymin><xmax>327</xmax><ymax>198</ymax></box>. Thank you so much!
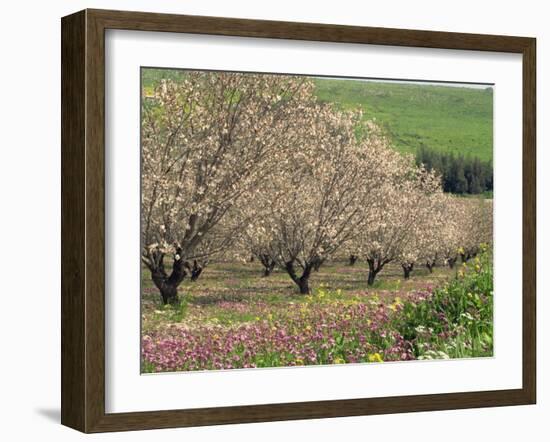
<box><xmin>61</xmin><ymin>8</ymin><xmax>536</xmax><ymax>433</ymax></box>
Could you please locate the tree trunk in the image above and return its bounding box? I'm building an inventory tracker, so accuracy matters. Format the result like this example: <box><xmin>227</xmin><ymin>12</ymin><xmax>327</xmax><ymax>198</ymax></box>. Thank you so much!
<box><xmin>147</xmin><ymin>248</ymin><xmax>187</xmax><ymax>305</ymax></box>
<box><xmin>366</xmin><ymin>258</ymin><xmax>381</xmax><ymax>286</ymax></box>
<box><xmin>367</xmin><ymin>269</ymin><xmax>377</xmax><ymax>286</ymax></box>
<box><xmin>448</xmin><ymin>256</ymin><xmax>457</xmax><ymax>269</ymax></box>
<box><xmin>348</xmin><ymin>255</ymin><xmax>358</xmax><ymax>266</ymax></box>
<box><xmin>263</xmin><ymin>261</ymin><xmax>276</xmax><ymax>277</ymax></box>
<box><xmin>285</xmin><ymin>260</ymin><xmax>312</xmax><ymax>294</ymax></box>
<box><xmin>402</xmin><ymin>263</ymin><xmax>414</xmax><ymax>279</ymax></box>
<box><xmin>297</xmin><ymin>277</ymin><xmax>310</xmax><ymax>294</ymax></box>
<box><xmin>426</xmin><ymin>260</ymin><xmax>435</xmax><ymax>273</ymax></box>
<box><xmin>258</xmin><ymin>254</ymin><xmax>276</xmax><ymax>277</ymax></box>
<box><xmin>157</xmin><ymin>282</ymin><xmax>179</xmax><ymax>305</ymax></box>
<box><xmin>191</xmin><ymin>268</ymin><xmax>203</xmax><ymax>281</ymax></box>
<box><xmin>312</xmin><ymin>257</ymin><xmax>324</xmax><ymax>272</ymax></box>
<box><xmin>185</xmin><ymin>260</ymin><xmax>205</xmax><ymax>282</ymax></box>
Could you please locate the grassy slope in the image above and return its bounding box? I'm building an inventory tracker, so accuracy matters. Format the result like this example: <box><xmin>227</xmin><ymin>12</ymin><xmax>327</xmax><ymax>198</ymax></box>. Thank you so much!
<box><xmin>314</xmin><ymin>78</ymin><xmax>493</xmax><ymax>162</ymax></box>
<box><xmin>142</xmin><ymin>67</ymin><xmax>186</xmax><ymax>89</ymax></box>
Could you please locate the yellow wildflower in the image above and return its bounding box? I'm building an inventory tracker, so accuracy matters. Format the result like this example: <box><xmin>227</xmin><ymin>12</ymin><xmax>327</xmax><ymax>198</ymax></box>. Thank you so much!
<box><xmin>368</xmin><ymin>353</ymin><xmax>383</xmax><ymax>363</ymax></box>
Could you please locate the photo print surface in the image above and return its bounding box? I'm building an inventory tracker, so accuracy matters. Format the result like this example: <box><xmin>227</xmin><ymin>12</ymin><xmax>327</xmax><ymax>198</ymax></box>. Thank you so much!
<box><xmin>140</xmin><ymin>68</ymin><xmax>494</xmax><ymax>373</ymax></box>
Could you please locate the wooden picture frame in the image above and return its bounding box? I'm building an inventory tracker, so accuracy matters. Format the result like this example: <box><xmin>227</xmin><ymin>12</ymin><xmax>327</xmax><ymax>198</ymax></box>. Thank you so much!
<box><xmin>61</xmin><ymin>8</ymin><xmax>536</xmax><ymax>433</ymax></box>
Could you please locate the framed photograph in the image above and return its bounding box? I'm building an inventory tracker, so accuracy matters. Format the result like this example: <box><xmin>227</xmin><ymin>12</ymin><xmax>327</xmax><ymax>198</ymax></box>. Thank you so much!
<box><xmin>61</xmin><ymin>9</ymin><xmax>536</xmax><ymax>433</ymax></box>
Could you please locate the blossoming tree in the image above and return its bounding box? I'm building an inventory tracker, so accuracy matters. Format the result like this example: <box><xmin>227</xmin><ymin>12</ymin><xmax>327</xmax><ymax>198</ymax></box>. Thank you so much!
<box><xmin>354</xmin><ymin>160</ymin><xmax>442</xmax><ymax>285</ymax></box>
<box><xmin>141</xmin><ymin>72</ymin><xmax>319</xmax><ymax>304</ymax></box>
<box><xmin>456</xmin><ymin>198</ymin><xmax>494</xmax><ymax>262</ymax></box>
<box><xmin>249</xmin><ymin>118</ymin><xmax>411</xmax><ymax>293</ymax></box>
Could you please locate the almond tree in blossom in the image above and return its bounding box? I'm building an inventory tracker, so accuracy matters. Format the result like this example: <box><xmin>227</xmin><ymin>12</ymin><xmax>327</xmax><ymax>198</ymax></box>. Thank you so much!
<box><xmin>141</xmin><ymin>72</ymin><xmax>317</xmax><ymax>304</ymax></box>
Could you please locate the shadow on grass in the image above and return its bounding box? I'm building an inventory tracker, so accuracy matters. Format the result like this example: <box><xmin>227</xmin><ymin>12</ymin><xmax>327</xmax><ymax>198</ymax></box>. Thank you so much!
<box><xmin>141</xmin><ymin>261</ymin><xmax>454</xmax><ymax>308</ymax></box>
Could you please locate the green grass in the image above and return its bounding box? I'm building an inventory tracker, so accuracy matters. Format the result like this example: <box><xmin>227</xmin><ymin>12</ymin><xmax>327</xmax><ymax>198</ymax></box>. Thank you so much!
<box><xmin>315</xmin><ymin>78</ymin><xmax>493</xmax><ymax>162</ymax></box>
<box><xmin>141</xmin><ymin>259</ymin><xmax>455</xmax><ymax>334</ymax></box>
<box><xmin>142</xmin><ymin>67</ymin><xmax>187</xmax><ymax>91</ymax></box>
<box><xmin>141</xmin><ymin>260</ymin><xmax>452</xmax><ymax>307</ymax></box>
<box><xmin>395</xmin><ymin>248</ymin><xmax>493</xmax><ymax>359</ymax></box>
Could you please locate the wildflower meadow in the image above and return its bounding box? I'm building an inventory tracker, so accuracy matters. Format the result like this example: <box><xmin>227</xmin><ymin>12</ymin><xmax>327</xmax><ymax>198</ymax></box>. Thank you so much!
<box><xmin>142</xmin><ymin>246</ymin><xmax>493</xmax><ymax>372</ymax></box>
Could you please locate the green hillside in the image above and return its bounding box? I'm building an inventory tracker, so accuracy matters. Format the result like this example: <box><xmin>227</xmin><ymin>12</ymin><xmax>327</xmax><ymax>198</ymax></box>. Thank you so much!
<box><xmin>314</xmin><ymin>78</ymin><xmax>493</xmax><ymax>162</ymax></box>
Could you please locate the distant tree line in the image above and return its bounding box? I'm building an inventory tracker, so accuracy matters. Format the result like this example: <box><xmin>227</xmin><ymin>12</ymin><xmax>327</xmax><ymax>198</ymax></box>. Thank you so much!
<box><xmin>415</xmin><ymin>146</ymin><xmax>493</xmax><ymax>195</ymax></box>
